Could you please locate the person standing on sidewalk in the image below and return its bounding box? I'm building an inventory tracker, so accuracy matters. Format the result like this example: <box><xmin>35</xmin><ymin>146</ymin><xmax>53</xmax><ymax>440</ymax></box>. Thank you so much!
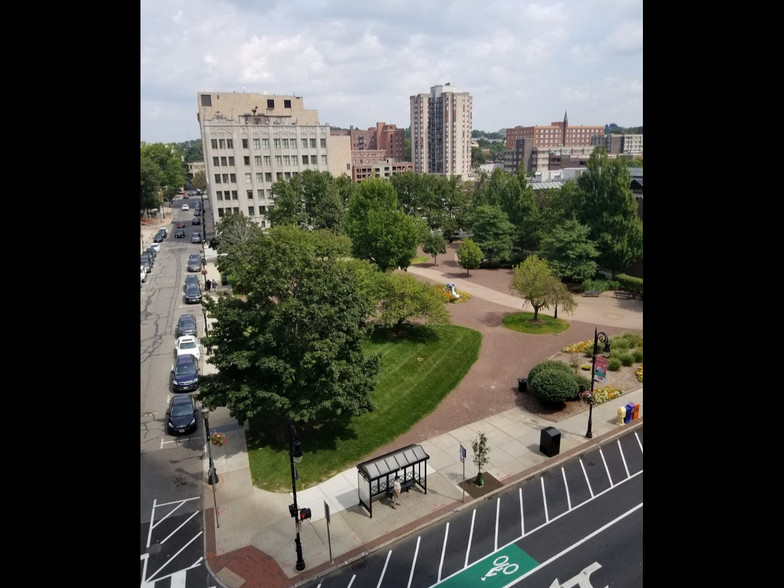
<box><xmin>392</xmin><ymin>475</ymin><xmax>401</xmax><ymax>509</ymax></box>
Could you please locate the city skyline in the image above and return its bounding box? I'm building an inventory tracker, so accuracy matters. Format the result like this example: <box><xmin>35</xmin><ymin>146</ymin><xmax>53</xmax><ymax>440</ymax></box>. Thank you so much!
<box><xmin>141</xmin><ymin>0</ymin><xmax>642</xmax><ymax>145</ymax></box>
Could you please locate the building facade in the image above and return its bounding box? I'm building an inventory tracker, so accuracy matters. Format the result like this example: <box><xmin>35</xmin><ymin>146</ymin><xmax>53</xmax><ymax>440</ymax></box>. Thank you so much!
<box><xmin>332</xmin><ymin>123</ymin><xmax>410</xmax><ymax>182</ymax></box>
<box><xmin>410</xmin><ymin>83</ymin><xmax>473</xmax><ymax>180</ymax></box>
<box><xmin>196</xmin><ymin>92</ymin><xmax>351</xmax><ymax>227</ymax></box>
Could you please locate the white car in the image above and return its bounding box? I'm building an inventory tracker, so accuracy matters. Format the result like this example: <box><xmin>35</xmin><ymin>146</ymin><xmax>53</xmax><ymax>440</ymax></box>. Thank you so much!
<box><xmin>150</xmin><ymin>242</ymin><xmax>161</xmax><ymax>253</ymax></box>
<box><xmin>181</xmin><ymin>203</ymin><xmax>190</xmax><ymax>210</ymax></box>
<box><xmin>174</xmin><ymin>335</ymin><xmax>201</xmax><ymax>361</ymax></box>
<box><xmin>140</xmin><ymin>265</ymin><xmax>147</xmax><ymax>283</ymax></box>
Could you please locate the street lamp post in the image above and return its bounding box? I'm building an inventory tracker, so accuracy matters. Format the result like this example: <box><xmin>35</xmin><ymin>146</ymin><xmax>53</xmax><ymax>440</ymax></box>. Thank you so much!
<box><xmin>202</xmin><ymin>306</ymin><xmax>210</xmax><ymax>355</ymax></box>
<box><xmin>200</xmin><ymin>191</ymin><xmax>207</xmax><ymax>243</ymax></box>
<box><xmin>202</xmin><ymin>408</ymin><xmax>219</xmax><ymax>484</ymax></box>
<box><xmin>585</xmin><ymin>327</ymin><xmax>611</xmax><ymax>438</ymax></box>
<box><xmin>289</xmin><ymin>423</ymin><xmax>306</xmax><ymax>572</ymax></box>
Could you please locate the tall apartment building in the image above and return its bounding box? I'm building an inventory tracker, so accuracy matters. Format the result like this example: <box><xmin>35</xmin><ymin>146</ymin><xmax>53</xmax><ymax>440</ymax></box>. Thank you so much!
<box><xmin>196</xmin><ymin>92</ymin><xmax>351</xmax><ymax>227</ymax></box>
<box><xmin>332</xmin><ymin>123</ymin><xmax>410</xmax><ymax>182</ymax></box>
<box><xmin>410</xmin><ymin>83</ymin><xmax>473</xmax><ymax>179</ymax></box>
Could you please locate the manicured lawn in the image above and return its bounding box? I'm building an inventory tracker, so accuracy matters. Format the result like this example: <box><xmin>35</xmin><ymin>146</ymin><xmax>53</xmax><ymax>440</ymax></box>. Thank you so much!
<box><xmin>246</xmin><ymin>324</ymin><xmax>482</xmax><ymax>491</ymax></box>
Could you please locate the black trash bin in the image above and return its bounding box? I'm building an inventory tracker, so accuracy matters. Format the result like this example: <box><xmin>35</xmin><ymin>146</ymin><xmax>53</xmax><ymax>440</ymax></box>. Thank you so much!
<box><xmin>517</xmin><ymin>378</ymin><xmax>527</xmax><ymax>393</ymax></box>
<box><xmin>539</xmin><ymin>426</ymin><xmax>561</xmax><ymax>457</ymax></box>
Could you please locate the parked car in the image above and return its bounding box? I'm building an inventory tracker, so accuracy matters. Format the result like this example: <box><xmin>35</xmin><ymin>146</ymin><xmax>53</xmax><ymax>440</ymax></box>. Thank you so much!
<box><xmin>193</xmin><ymin>208</ymin><xmax>201</xmax><ymax>216</ymax></box>
<box><xmin>174</xmin><ymin>335</ymin><xmax>201</xmax><ymax>361</ymax></box>
<box><xmin>145</xmin><ymin>246</ymin><xmax>157</xmax><ymax>261</ymax></box>
<box><xmin>192</xmin><ymin>216</ymin><xmax>201</xmax><ymax>225</ymax></box>
<box><xmin>176</xmin><ymin>220</ymin><xmax>186</xmax><ymax>229</ymax></box>
<box><xmin>187</xmin><ymin>253</ymin><xmax>202</xmax><ymax>272</ymax></box>
<box><xmin>185</xmin><ymin>282</ymin><xmax>202</xmax><ymax>303</ymax></box>
<box><xmin>176</xmin><ymin>313</ymin><xmax>198</xmax><ymax>337</ymax></box>
<box><xmin>174</xmin><ymin>228</ymin><xmax>186</xmax><ymax>238</ymax></box>
<box><xmin>165</xmin><ymin>394</ymin><xmax>198</xmax><ymax>435</ymax></box>
<box><xmin>153</xmin><ymin>231</ymin><xmax>165</xmax><ymax>243</ymax></box>
<box><xmin>171</xmin><ymin>354</ymin><xmax>199</xmax><ymax>392</ymax></box>
<box><xmin>196</xmin><ymin>188</ymin><xmax>202</xmax><ymax>195</ymax></box>
<box><xmin>140</xmin><ymin>265</ymin><xmax>147</xmax><ymax>283</ymax></box>
<box><xmin>191</xmin><ymin>232</ymin><xmax>202</xmax><ymax>244</ymax></box>
<box><xmin>150</xmin><ymin>242</ymin><xmax>161</xmax><ymax>253</ymax></box>
<box><xmin>157</xmin><ymin>227</ymin><xmax>168</xmax><ymax>238</ymax></box>
<box><xmin>181</xmin><ymin>203</ymin><xmax>190</xmax><ymax>211</ymax></box>
<box><xmin>184</xmin><ymin>275</ymin><xmax>200</xmax><ymax>290</ymax></box>
<box><xmin>140</xmin><ymin>254</ymin><xmax>153</xmax><ymax>272</ymax></box>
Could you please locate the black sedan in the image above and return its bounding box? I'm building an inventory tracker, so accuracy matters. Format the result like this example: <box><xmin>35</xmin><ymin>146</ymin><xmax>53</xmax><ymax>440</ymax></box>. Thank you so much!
<box><xmin>187</xmin><ymin>254</ymin><xmax>202</xmax><ymax>272</ymax></box>
<box><xmin>192</xmin><ymin>216</ymin><xmax>201</xmax><ymax>225</ymax></box>
<box><xmin>176</xmin><ymin>313</ymin><xmax>198</xmax><ymax>337</ymax></box>
<box><xmin>174</xmin><ymin>228</ymin><xmax>186</xmax><ymax>238</ymax></box>
<box><xmin>171</xmin><ymin>354</ymin><xmax>199</xmax><ymax>392</ymax></box>
<box><xmin>191</xmin><ymin>232</ymin><xmax>202</xmax><ymax>243</ymax></box>
<box><xmin>166</xmin><ymin>394</ymin><xmax>198</xmax><ymax>435</ymax></box>
<box><xmin>185</xmin><ymin>282</ymin><xmax>202</xmax><ymax>303</ymax></box>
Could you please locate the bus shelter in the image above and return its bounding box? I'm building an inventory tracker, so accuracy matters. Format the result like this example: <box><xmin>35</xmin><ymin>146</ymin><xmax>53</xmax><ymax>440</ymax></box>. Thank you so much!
<box><xmin>356</xmin><ymin>444</ymin><xmax>430</xmax><ymax>517</ymax></box>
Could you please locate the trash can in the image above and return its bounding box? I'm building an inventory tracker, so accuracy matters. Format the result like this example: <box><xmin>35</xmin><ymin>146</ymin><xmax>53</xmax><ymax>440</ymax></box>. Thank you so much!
<box><xmin>539</xmin><ymin>426</ymin><xmax>561</xmax><ymax>457</ymax></box>
<box><xmin>517</xmin><ymin>378</ymin><xmax>527</xmax><ymax>393</ymax></box>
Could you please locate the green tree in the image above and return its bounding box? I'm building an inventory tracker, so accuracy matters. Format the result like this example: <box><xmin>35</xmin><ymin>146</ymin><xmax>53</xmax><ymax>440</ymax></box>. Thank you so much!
<box><xmin>374</xmin><ymin>271</ymin><xmax>451</xmax><ymax>334</ymax></box>
<box><xmin>210</xmin><ymin>211</ymin><xmax>266</xmax><ymax>289</ymax></box>
<box><xmin>140</xmin><ymin>142</ymin><xmax>187</xmax><ymax>199</ymax></box>
<box><xmin>191</xmin><ymin>170</ymin><xmax>207</xmax><ymax>192</ymax></box>
<box><xmin>346</xmin><ymin>178</ymin><xmax>427</xmax><ymax>272</ymax></box>
<box><xmin>471</xmin><ymin>432</ymin><xmax>490</xmax><ymax>487</ymax></box>
<box><xmin>456</xmin><ymin>238</ymin><xmax>483</xmax><ymax>276</ymax></box>
<box><xmin>268</xmin><ymin>170</ymin><xmax>353</xmax><ymax>232</ymax></box>
<box><xmin>510</xmin><ymin>254</ymin><xmax>559</xmax><ymax>321</ymax></box>
<box><xmin>574</xmin><ymin>147</ymin><xmax>643</xmax><ymax>275</ymax></box>
<box><xmin>140</xmin><ymin>155</ymin><xmax>163</xmax><ymax>214</ymax></box>
<box><xmin>469</xmin><ymin>205</ymin><xmax>516</xmax><ymax>264</ymax></box>
<box><xmin>547</xmin><ymin>277</ymin><xmax>577</xmax><ymax>320</ymax></box>
<box><xmin>421</xmin><ymin>231</ymin><xmax>447</xmax><ymax>265</ymax></box>
<box><xmin>197</xmin><ymin>229</ymin><xmax>381</xmax><ymax>426</ymax></box>
<box><xmin>539</xmin><ymin>218</ymin><xmax>599</xmax><ymax>283</ymax></box>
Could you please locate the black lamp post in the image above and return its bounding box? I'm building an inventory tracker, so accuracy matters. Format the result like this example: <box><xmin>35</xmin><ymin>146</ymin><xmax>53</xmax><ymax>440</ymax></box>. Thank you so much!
<box><xmin>202</xmin><ymin>408</ymin><xmax>219</xmax><ymax>484</ymax></box>
<box><xmin>585</xmin><ymin>327</ymin><xmax>611</xmax><ymax>439</ymax></box>
<box><xmin>289</xmin><ymin>423</ymin><xmax>306</xmax><ymax>572</ymax></box>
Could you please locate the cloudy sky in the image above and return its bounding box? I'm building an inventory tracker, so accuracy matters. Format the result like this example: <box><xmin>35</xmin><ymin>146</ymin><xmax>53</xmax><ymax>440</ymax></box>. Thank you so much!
<box><xmin>140</xmin><ymin>0</ymin><xmax>642</xmax><ymax>145</ymax></box>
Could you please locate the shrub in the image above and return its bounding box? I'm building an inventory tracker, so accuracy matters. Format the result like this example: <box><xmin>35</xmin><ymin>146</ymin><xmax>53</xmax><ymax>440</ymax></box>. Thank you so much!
<box><xmin>528</xmin><ymin>361</ymin><xmax>580</xmax><ymax>404</ymax></box>
<box><xmin>618</xmin><ymin>353</ymin><xmax>635</xmax><ymax>367</ymax></box>
<box><xmin>607</xmin><ymin>357</ymin><xmax>622</xmax><ymax>371</ymax></box>
<box><xmin>573</xmin><ymin>373</ymin><xmax>591</xmax><ymax>393</ymax></box>
<box><xmin>632</xmin><ymin>349</ymin><xmax>643</xmax><ymax>363</ymax></box>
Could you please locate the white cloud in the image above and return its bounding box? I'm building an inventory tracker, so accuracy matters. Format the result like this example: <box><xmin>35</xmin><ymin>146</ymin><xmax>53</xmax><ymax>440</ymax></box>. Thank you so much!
<box><xmin>141</xmin><ymin>0</ymin><xmax>643</xmax><ymax>143</ymax></box>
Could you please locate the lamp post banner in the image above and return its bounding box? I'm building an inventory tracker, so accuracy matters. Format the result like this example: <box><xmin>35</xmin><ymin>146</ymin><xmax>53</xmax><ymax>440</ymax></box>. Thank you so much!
<box><xmin>594</xmin><ymin>356</ymin><xmax>608</xmax><ymax>384</ymax></box>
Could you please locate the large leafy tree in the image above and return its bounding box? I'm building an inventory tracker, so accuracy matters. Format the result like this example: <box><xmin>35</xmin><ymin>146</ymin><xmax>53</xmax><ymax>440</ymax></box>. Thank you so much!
<box><xmin>268</xmin><ymin>170</ymin><xmax>353</xmax><ymax>232</ymax></box>
<box><xmin>210</xmin><ymin>211</ymin><xmax>266</xmax><ymax>289</ymax></box>
<box><xmin>573</xmin><ymin>147</ymin><xmax>643</xmax><ymax>275</ymax></box>
<box><xmin>421</xmin><ymin>231</ymin><xmax>447</xmax><ymax>265</ymax></box>
<box><xmin>197</xmin><ymin>228</ymin><xmax>381</xmax><ymax>427</ymax></box>
<box><xmin>374</xmin><ymin>271</ymin><xmax>451</xmax><ymax>334</ymax></box>
<box><xmin>140</xmin><ymin>155</ymin><xmax>164</xmax><ymax>214</ymax></box>
<box><xmin>510</xmin><ymin>254</ymin><xmax>565</xmax><ymax>321</ymax></box>
<box><xmin>538</xmin><ymin>218</ymin><xmax>599</xmax><ymax>283</ymax></box>
<box><xmin>140</xmin><ymin>142</ymin><xmax>187</xmax><ymax>201</ymax></box>
<box><xmin>469</xmin><ymin>204</ymin><xmax>516</xmax><ymax>264</ymax></box>
<box><xmin>346</xmin><ymin>178</ymin><xmax>427</xmax><ymax>271</ymax></box>
<box><xmin>456</xmin><ymin>238</ymin><xmax>483</xmax><ymax>276</ymax></box>
<box><xmin>474</xmin><ymin>167</ymin><xmax>540</xmax><ymax>251</ymax></box>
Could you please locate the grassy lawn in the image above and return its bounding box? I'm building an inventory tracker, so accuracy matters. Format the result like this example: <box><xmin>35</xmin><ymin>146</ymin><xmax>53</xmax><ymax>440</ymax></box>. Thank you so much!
<box><xmin>246</xmin><ymin>324</ymin><xmax>482</xmax><ymax>492</ymax></box>
<box><xmin>501</xmin><ymin>312</ymin><xmax>571</xmax><ymax>334</ymax></box>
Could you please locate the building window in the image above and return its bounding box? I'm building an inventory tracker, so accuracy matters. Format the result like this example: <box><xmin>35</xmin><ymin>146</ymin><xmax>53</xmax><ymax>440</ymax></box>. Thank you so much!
<box><xmin>310</xmin><ymin>138</ymin><xmax>316</xmax><ymax>148</ymax></box>
<box><xmin>255</xmin><ymin>155</ymin><xmax>261</xmax><ymax>166</ymax></box>
<box><xmin>284</xmin><ymin>172</ymin><xmax>291</xmax><ymax>180</ymax></box>
<box><xmin>248</xmin><ymin>206</ymin><xmax>255</xmax><ymax>216</ymax></box>
<box><xmin>247</xmin><ymin>190</ymin><xmax>253</xmax><ymax>199</ymax></box>
<box><xmin>211</xmin><ymin>139</ymin><xmax>218</xmax><ymax>149</ymax></box>
<box><xmin>259</xmin><ymin>205</ymin><xmax>267</xmax><ymax>213</ymax></box>
<box><xmin>226</xmin><ymin>139</ymin><xmax>233</xmax><ymax>148</ymax></box>
<box><xmin>219</xmin><ymin>139</ymin><xmax>226</xmax><ymax>149</ymax></box>
<box><xmin>213</xmin><ymin>157</ymin><xmax>219</xmax><ymax>166</ymax></box>
<box><xmin>265</xmin><ymin>172</ymin><xmax>272</xmax><ymax>182</ymax></box>
<box><xmin>274</xmin><ymin>139</ymin><xmax>281</xmax><ymax>149</ymax></box>
<box><xmin>232</xmin><ymin>191</ymin><xmax>238</xmax><ymax>200</ymax></box>
<box><xmin>230</xmin><ymin>173</ymin><xmax>236</xmax><ymax>182</ymax></box>
<box><xmin>284</xmin><ymin>99</ymin><xmax>291</xmax><ymax>108</ymax></box>
<box><xmin>301</xmin><ymin>138</ymin><xmax>308</xmax><ymax>148</ymax></box>
<box><xmin>267</xmin><ymin>99</ymin><xmax>274</xmax><ymax>108</ymax></box>
<box><xmin>264</xmin><ymin>156</ymin><xmax>271</xmax><ymax>166</ymax></box>
<box><xmin>310</xmin><ymin>155</ymin><xmax>317</xmax><ymax>165</ymax></box>
<box><xmin>257</xmin><ymin>189</ymin><xmax>264</xmax><ymax>199</ymax></box>
<box><xmin>262</xmin><ymin>138</ymin><xmax>269</xmax><ymax>149</ymax></box>
<box><xmin>244</xmin><ymin>156</ymin><xmax>250</xmax><ymax>165</ymax></box>
<box><xmin>214</xmin><ymin>174</ymin><xmax>222</xmax><ymax>184</ymax></box>
<box><xmin>218</xmin><ymin>208</ymin><xmax>225</xmax><ymax>217</ymax></box>
<box><xmin>253</xmin><ymin>138</ymin><xmax>261</xmax><ymax>150</ymax></box>
<box><xmin>321</xmin><ymin>155</ymin><xmax>327</xmax><ymax>165</ymax></box>
<box><xmin>282</xmin><ymin>138</ymin><xmax>289</xmax><ymax>149</ymax></box>
<box><xmin>228</xmin><ymin>156</ymin><xmax>235</xmax><ymax>165</ymax></box>
<box><xmin>217</xmin><ymin>192</ymin><xmax>223</xmax><ymax>200</ymax></box>
<box><xmin>222</xmin><ymin>174</ymin><xmax>229</xmax><ymax>183</ymax></box>
<box><xmin>320</xmin><ymin>138</ymin><xmax>326</xmax><ymax>148</ymax></box>
<box><xmin>245</xmin><ymin>173</ymin><xmax>252</xmax><ymax>183</ymax></box>
<box><xmin>256</xmin><ymin>173</ymin><xmax>263</xmax><ymax>183</ymax></box>
<box><xmin>283</xmin><ymin>155</ymin><xmax>290</xmax><ymax>166</ymax></box>
<box><xmin>242</xmin><ymin>139</ymin><xmax>248</xmax><ymax>149</ymax></box>
<box><xmin>276</xmin><ymin>172</ymin><xmax>283</xmax><ymax>181</ymax></box>
<box><xmin>302</xmin><ymin>155</ymin><xmax>308</xmax><ymax>165</ymax></box>
<box><xmin>220</xmin><ymin>157</ymin><xmax>227</xmax><ymax>166</ymax></box>
<box><xmin>275</xmin><ymin>155</ymin><xmax>282</xmax><ymax>165</ymax></box>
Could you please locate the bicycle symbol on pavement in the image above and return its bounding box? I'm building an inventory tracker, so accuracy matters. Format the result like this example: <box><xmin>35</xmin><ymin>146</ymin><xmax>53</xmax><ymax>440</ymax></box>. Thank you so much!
<box><xmin>481</xmin><ymin>555</ymin><xmax>519</xmax><ymax>581</ymax></box>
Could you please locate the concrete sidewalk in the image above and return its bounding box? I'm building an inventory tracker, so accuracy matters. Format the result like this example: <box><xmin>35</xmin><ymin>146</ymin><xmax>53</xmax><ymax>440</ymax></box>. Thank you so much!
<box><xmin>197</xmin><ymin>254</ymin><xmax>643</xmax><ymax>588</ymax></box>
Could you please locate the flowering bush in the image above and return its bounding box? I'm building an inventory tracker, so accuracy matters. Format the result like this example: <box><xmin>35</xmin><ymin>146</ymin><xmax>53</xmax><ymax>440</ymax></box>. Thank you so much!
<box><xmin>210</xmin><ymin>432</ymin><xmax>226</xmax><ymax>447</ymax></box>
<box><xmin>581</xmin><ymin>385</ymin><xmax>624</xmax><ymax>406</ymax></box>
<box><xmin>635</xmin><ymin>366</ymin><xmax>643</xmax><ymax>383</ymax></box>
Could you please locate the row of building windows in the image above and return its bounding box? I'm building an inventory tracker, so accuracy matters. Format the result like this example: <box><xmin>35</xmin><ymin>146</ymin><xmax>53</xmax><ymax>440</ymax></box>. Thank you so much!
<box><xmin>215</xmin><ymin>190</ymin><xmax>274</xmax><ymax>201</ymax></box>
<box><xmin>211</xmin><ymin>137</ymin><xmax>328</xmax><ymax>150</ymax></box>
<box><xmin>216</xmin><ymin>208</ymin><xmax>269</xmax><ymax>226</ymax></box>
<box><xmin>213</xmin><ymin>154</ymin><xmax>328</xmax><ymax>168</ymax></box>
